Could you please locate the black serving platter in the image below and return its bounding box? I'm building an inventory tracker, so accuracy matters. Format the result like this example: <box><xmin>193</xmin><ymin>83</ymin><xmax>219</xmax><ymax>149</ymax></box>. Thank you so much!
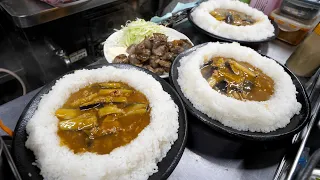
<box><xmin>188</xmin><ymin>7</ymin><xmax>280</xmax><ymax>45</ymax></box>
<box><xmin>11</xmin><ymin>64</ymin><xmax>188</xmax><ymax>180</ymax></box>
<box><xmin>170</xmin><ymin>43</ymin><xmax>310</xmax><ymax>141</ymax></box>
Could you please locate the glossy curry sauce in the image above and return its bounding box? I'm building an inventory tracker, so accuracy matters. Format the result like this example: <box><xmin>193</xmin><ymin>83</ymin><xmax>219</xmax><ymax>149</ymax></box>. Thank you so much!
<box><xmin>201</xmin><ymin>57</ymin><xmax>274</xmax><ymax>101</ymax></box>
<box><xmin>210</xmin><ymin>9</ymin><xmax>256</xmax><ymax>26</ymax></box>
<box><xmin>55</xmin><ymin>82</ymin><xmax>150</xmax><ymax>154</ymax></box>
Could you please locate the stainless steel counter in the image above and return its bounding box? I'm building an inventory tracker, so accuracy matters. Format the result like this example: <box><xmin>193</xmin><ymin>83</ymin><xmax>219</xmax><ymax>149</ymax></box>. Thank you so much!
<box><xmin>0</xmin><ymin>87</ymin><xmax>289</xmax><ymax>180</ymax></box>
<box><xmin>0</xmin><ymin>39</ymin><xmax>296</xmax><ymax>180</ymax></box>
<box><xmin>258</xmin><ymin>40</ymin><xmax>297</xmax><ymax>65</ymax></box>
<box><xmin>169</xmin><ymin>144</ymin><xmax>284</xmax><ymax>180</ymax></box>
<box><xmin>0</xmin><ymin>0</ymin><xmax>119</xmax><ymax>28</ymax></box>
<box><xmin>0</xmin><ymin>20</ymin><xmax>300</xmax><ymax>180</ymax></box>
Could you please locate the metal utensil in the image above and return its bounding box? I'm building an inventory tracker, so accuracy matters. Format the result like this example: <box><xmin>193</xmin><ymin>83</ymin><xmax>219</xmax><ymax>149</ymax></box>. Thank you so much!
<box><xmin>0</xmin><ymin>136</ymin><xmax>22</xmax><ymax>180</ymax></box>
<box><xmin>0</xmin><ymin>139</ymin><xmax>2</xmax><ymax>156</ymax></box>
<box><xmin>274</xmin><ymin>68</ymin><xmax>320</xmax><ymax>180</ymax></box>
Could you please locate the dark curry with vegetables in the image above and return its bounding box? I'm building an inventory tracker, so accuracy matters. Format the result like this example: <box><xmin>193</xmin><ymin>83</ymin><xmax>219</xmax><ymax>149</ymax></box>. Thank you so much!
<box><xmin>201</xmin><ymin>57</ymin><xmax>274</xmax><ymax>101</ymax></box>
<box><xmin>55</xmin><ymin>82</ymin><xmax>150</xmax><ymax>154</ymax></box>
<box><xmin>210</xmin><ymin>9</ymin><xmax>256</xmax><ymax>26</ymax></box>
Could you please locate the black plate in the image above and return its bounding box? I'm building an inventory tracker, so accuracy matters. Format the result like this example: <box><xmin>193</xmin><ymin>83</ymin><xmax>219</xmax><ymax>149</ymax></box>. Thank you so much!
<box><xmin>12</xmin><ymin>64</ymin><xmax>188</xmax><ymax>180</ymax></box>
<box><xmin>170</xmin><ymin>43</ymin><xmax>310</xmax><ymax>141</ymax></box>
<box><xmin>188</xmin><ymin>7</ymin><xmax>279</xmax><ymax>45</ymax></box>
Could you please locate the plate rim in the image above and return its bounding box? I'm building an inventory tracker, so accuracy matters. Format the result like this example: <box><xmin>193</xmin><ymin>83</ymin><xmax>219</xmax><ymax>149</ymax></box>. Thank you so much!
<box><xmin>169</xmin><ymin>43</ymin><xmax>310</xmax><ymax>141</ymax></box>
<box><xmin>187</xmin><ymin>7</ymin><xmax>280</xmax><ymax>45</ymax></box>
<box><xmin>12</xmin><ymin>64</ymin><xmax>188</xmax><ymax>180</ymax></box>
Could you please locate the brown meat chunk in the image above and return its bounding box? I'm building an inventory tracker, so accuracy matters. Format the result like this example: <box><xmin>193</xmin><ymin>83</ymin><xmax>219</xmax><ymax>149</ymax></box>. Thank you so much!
<box><xmin>161</xmin><ymin>52</ymin><xmax>174</xmax><ymax>61</ymax></box>
<box><xmin>151</xmin><ymin>33</ymin><xmax>168</xmax><ymax>48</ymax></box>
<box><xmin>134</xmin><ymin>64</ymin><xmax>143</xmax><ymax>67</ymax></box>
<box><xmin>142</xmin><ymin>37</ymin><xmax>152</xmax><ymax>49</ymax></box>
<box><xmin>135</xmin><ymin>43</ymin><xmax>145</xmax><ymax>54</ymax></box>
<box><xmin>136</xmin><ymin>49</ymin><xmax>151</xmax><ymax>62</ymax></box>
<box><xmin>163</xmin><ymin>67</ymin><xmax>170</xmax><ymax>73</ymax></box>
<box><xmin>126</xmin><ymin>44</ymin><xmax>136</xmax><ymax>54</ymax></box>
<box><xmin>151</xmin><ymin>33</ymin><xmax>168</xmax><ymax>42</ymax></box>
<box><xmin>113</xmin><ymin>33</ymin><xmax>192</xmax><ymax>77</ymax></box>
<box><xmin>113</xmin><ymin>54</ymin><xmax>128</xmax><ymax>63</ymax></box>
<box><xmin>154</xmin><ymin>68</ymin><xmax>165</xmax><ymax>75</ymax></box>
<box><xmin>170</xmin><ymin>46</ymin><xmax>184</xmax><ymax>54</ymax></box>
<box><xmin>149</xmin><ymin>55</ymin><xmax>160</xmax><ymax>68</ymax></box>
<box><xmin>143</xmin><ymin>65</ymin><xmax>165</xmax><ymax>75</ymax></box>
<box><xmin>170</xmin><ymin>39</ymin><xmax>193</xmax><ymax>54</ymax></box>
<box><xmin>143</xmin><ymin>65</ymin><xmax>155</xmax><ymax>72</ymax></box>
<box><xmin>152</xmin><ymin>45</ymin><xmax>168</xmax><ymax>56</ymax></box>
<box><xmin>167</xmin><ymin>42</ymin><xmax>173</xmax><ymax>49</ymax></box>
<box><xmin>129</xmin><ymin>54</ymin><xmax>141</xmax><ymax>65</ymax></box>
<box><xmin>155</xmin><ymin>59</ymin><xmax>171</xmax><ymax>68</ymax></box>
<box><xmin>173</xmin><ymin>39</ymin><xmax>193</xmax><ymax>49</ymax></box>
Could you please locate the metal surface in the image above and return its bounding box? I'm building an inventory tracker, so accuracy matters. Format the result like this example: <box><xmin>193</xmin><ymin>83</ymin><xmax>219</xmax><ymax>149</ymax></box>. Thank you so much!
<box><xmin>259</xmin><ymin>40</ymin><xmax>297</xmax><ymax>65</ymax></box>
<box><xmin>0</xmin><ymin>0</ymin><xmax>118</xmax><ymax>28</ymax></box>
<box><xmin>287</xmin><ymin>70</ymin><xmax>320</xmax><ymax>180</ymax></box>
<box><xmin>273</xmin><ymin>68</ymin><xmax>320</xmax><ymax>180</ymax></box>
<box><xmin>0</xmin><ymin>138</ymin><xmax>2</xmax><ymax>156</ymax></box>
<box><xmin>0</xmin><ymin>90</ymin><xmax>287</xmax><ymax>180</ymax></box>
<box><xmin>170</xmin><ymin>148</ymin><xmax>282</xmax><ymax>180</ymax></box>
<box><xmin>0</xmin><ymin>39</ymin><xmax>297</xmax><ymax>180</ymax></box>
<box><xmin>0</xmin><ymin>19</ymin><xmax>301</xmax><ymax>179</ymax></box>
<box><xmin>0</xmin><ymin>137</ymin><xmax>21</xmax><ymax>180</ymax></box>
<box><xmin>43</xmin><ymin>0</ymin><xmax>91</xmax><ymax>8</ymax></box>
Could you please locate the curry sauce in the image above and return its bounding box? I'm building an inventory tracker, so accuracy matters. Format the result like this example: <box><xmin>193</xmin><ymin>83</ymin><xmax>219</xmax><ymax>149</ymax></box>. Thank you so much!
<box><xmin>201</xmin><ymin>57</ymin><xmax>274</xmax><ymax>101</ymax></box>
<box><xmin>210</xmin><ymin>9</ymin><xmax>256</xmax><ymax>26</ymax></box>
<box><xmin>55</xmin><ymin>82</ymin><xmax>150</xmax><ymax>154</ymax></box>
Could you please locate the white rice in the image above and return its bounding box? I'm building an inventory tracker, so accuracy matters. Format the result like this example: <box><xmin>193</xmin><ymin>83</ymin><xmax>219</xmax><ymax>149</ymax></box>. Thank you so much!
<box><xmin>191</xmin><ymin>0</ymin><xmax>275</xmax><ymax>41</ymax></box>
<box><xmin>25</xmin><ymin>66</ymin><xmax>179</xmax><ymax>180</ymax></box>
<box><xmin>177</xmin><ymin>42</ymin><xmax>301</xmax><ymax>133</ymax></box>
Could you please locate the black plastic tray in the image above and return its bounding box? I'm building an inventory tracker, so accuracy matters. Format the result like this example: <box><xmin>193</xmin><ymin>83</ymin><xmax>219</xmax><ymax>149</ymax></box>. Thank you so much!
<box><xmin>170</xmin><ymin>43</ymin><xmax>310</xmax><ymax>141</ymax></box>
<box><xmin>188</xmin><ymin>7</ymin><xmax>280</xmax><ymax>45</ymax></box>
<box><xmin>11</xmin><ymin>64</ymin><xmax>188</xmax><ymax>180</ymax></box>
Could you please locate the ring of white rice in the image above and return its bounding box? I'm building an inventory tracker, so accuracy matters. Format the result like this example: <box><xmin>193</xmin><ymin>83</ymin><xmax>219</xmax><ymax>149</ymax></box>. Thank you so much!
<box><xmin>25</xmin><ymin>66</ymin><xmax>179</xmax><ymax>180</ymax></box>
<box><xmin>191</xmin><ymin>0</ymin><xmax>275</xmax><ymax>41</ymax></box>
<box><xmin>177</xmin><ymin>42</ymin><xmax>301</xmax><ymax>133</ymax></box>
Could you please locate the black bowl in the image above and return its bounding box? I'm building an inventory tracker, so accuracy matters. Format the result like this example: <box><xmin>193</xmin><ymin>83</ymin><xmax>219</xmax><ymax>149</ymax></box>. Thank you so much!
<box><xmin>12</xmin><ymin>64</ymin><xmax>188</xmax><ymax>180</ymax></box>
<box><xmin>170</xmin><ymin>43</ymin><xmax>310</xmax><ymax>141</ymax></box>
<box><xmin>188</xmin><ymin>7</ymin><xmax>279</xmax><ymax>45</ymax></box>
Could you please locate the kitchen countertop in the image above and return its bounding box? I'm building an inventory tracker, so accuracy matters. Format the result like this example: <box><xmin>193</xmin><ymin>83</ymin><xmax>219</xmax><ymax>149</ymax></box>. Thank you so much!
<box><xmin>0</xmin><ymin>0</ymin><xmax>120</xmax><ymax>28</ymax></box>
<box><xmin>0</xmin><ymin>21</ymin><xmax>301</xmax><ymax>180</ymax></box>
<box><xmin>0</xmin><ymin>86</ymin><xmax>290</xmax><ymax>180</ymax></box>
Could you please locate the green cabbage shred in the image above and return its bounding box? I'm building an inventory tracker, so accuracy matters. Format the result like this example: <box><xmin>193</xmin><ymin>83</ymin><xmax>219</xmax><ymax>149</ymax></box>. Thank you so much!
<box><xmin>118</xmin><ymin>19</ymin><xmax>162</xmax><ymax>47</ymax></box>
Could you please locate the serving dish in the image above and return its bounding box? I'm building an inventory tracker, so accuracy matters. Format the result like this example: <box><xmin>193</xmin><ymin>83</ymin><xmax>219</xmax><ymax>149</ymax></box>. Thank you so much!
<box><xmin>188</xmin><ymin>7</ymin><xmax>279</xmax><ymax>45</ymax></box>
<box><xmin>103</xmin><ymin>26</ymin><xmax>193</xmax><ymax>78</ymax></box>
<box><xmin>12</xmin><ymin>64</ymin><xmax>188</xmax><ymax>180</ymax></box>
<box><xmin>170</xmin><ymin>43</ymin><xmax>310</xmax><ymax>141</ymax></box>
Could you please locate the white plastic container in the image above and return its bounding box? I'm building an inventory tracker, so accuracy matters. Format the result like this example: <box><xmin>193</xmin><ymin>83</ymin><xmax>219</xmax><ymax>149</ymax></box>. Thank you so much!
<box><xmin>280</xmin><ymin>0</ymin><xmax>320</xmax><ymax>20</ymax></box>
<box><xmin>270</xmin><ymin>9</ymin><xmax>319</xmax><ymax>45</ymax></box>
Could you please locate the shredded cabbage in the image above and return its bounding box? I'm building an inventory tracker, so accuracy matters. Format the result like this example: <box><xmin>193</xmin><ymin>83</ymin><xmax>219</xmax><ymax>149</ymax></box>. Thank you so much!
<box><xmin>118</xmin><ymin>19</ymin><xmax>162</xmax><ymax>47</ymax></box>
